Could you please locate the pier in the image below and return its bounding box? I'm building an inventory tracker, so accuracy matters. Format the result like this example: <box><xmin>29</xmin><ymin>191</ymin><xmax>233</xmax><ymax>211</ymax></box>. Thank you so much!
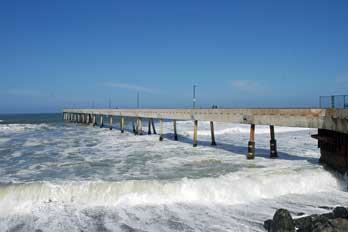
<box><xmin>63</xmin><ymin>108</ymin><xmax>348</xmax><ymax>173</ymax></box>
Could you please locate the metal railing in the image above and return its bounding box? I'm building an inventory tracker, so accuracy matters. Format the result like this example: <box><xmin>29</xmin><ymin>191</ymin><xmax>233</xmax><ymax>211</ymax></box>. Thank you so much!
<box><xmin>319</xmin><ymin>95</ymin><xmax>348</xmax><ymax>108</ymax></box>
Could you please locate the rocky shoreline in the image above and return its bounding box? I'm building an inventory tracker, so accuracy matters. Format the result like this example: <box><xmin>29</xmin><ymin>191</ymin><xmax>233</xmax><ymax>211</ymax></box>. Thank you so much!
<box><xmin>264</xmin><ymin>207</ymin><xmax>348</xmax><ymax>231</ymax></box>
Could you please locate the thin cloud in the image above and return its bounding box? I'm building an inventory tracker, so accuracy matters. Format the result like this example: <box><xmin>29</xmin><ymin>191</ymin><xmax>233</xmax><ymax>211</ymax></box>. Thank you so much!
<box><xmin>7</xmin><ymin>89</ymin><xmax>44</xmax><ymax>97</ymax></box>
<box><xmin>231</xmin><ymin>80</ymin><xmax>260</xmax><ymax>92</ymax></box>
<box><xmin>105</xmin><ymin>82</ymin><xmax>153</xmax><ymax>93</ymax></box>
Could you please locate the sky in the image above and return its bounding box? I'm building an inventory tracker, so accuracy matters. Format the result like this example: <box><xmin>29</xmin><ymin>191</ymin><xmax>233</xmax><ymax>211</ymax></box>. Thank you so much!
<box><xmin>0</xmin><ymin>0</ymin><xmax>348</xmax><ymax>113</ymax></box>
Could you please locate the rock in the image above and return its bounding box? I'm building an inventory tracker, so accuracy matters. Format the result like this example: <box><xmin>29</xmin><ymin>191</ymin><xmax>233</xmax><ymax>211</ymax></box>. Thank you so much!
<box><xmin>333</xmin><ymin>207</ymin><xmax>348</xmax><ymax>219</ymax></box>
<box><xmin>270</xmin><ymin>209</ymin><xmax>295</xmax><ymax>232</ymax></box>
<box><xmin>311</xmin><ymin>214</ymin><xmax>334</xmax><ymax>232</ymax></box>
<box><xmin>294</xmin><ymin>215</ymin><xmax>312</xmax><ymax>232</ymax></box>
<box><xmin>264</xmin><ymin>219</ymin><xmax>272</xmax><ymax>231</ymax></box>
<box><xmin>329</xmin><ymin>218</ymin><xmax>348</xmax><ymax>231</ymax></box>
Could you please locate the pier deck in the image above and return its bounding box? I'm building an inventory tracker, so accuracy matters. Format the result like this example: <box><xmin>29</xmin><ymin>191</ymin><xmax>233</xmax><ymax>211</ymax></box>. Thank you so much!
<box><xmin>63</xmin><ymin>108</ymin><xmax>348</xmax><ymax>173</ymax></box>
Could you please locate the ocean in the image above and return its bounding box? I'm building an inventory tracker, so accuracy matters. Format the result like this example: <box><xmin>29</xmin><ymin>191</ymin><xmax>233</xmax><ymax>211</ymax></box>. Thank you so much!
<box><xmin>0</xmin><ymin>113</ymin><xmax>347</xmax><ymax>231</ymax></box>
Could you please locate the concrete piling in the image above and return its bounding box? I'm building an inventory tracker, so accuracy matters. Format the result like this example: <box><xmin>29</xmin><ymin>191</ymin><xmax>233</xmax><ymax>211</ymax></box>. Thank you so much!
<box><xmin>247</xmin><ymin>124</ymin><xmax>255</xmax><ymax>159</ymax></box>
<box><xmin>193</xmin><ymin>120</ymin><xmax>198</xmax><ymax>147</ymax></box>
<box><xmin>173</xmin><ymin>120</ymin><xmax>178</xmax><ymax>141</ymax></box>
<box><xmin>132</xmin><ymin>121</ymin><xmax>137</xmax><ymax>135</ymax></box>
<box><xmin>151</xmin><ymin>119</ymin><xmax>157</xmax><ymax>134</ymax></box>
<box><xmin>270</xmin><ymin>125</ymin><xmax>278</xmax><ymax>158</ymax></box>
<box><xmin>109</xmin><ymin>116</ymin><xmax>113</xmax><ymax>130</ymax></box>
<box><xmin>148</xmin><ymin>120</ymin><xmax>152</xmax><ymax>135</ymax></box>
<box><xmin>159</xmin><ymin>119</ymin><xmax>163</xmax><ymax>141</ymax></box>
<box><xmin>93</xmin><ymin>115</ymin><xmax>96</xmax><ymax>126</ymax></box>
<box><xmin>210</xmin><ymin>121</ymin><xmax>216</xmax><ymax>146</ymax></box>
<box><xmin>137</xmin><ymin>118</ymin><xmax>143</xmax><ymax>135</ymax></box>
<box><xmin>100</xmin><ymin>115</ymin><xmax>104</xmax><ymax>128</ymax></box>
<box><xmin>120</xmin><ymin>117</ymin><xmax>125</xmax><ymax>133</ymax></box>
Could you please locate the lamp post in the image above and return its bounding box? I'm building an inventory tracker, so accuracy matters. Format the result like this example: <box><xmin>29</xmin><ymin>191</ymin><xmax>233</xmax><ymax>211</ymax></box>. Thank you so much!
<box><xmin>137</xmin><ymin>92</ymin><xmax>140</xmax><ymax>108</ymax></box>
<box><xmin>193</xmin><ymin>84</ymin><xmax>197</xmax><ymax>109</ymax></box>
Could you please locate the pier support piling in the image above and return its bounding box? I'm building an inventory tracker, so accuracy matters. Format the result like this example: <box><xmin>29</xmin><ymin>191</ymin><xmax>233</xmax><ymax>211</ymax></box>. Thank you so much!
<box><xmin>151</xmin><ymin>119</ymin><xmax>157</xmax><ymax>134</ymax></box>
<box><xmin>120</xmin><ymin>117</ymin><xmax>125</xmax><ymax>133</ymax></box>
<box><xmin>93</xmin><ymin>115</ymin><xmax>96</xmax><ymax>126</ymax></box>
<box><xmin>193</xmin><ymin>120</ymin><xmax>198</xmax><ymax>147</ymax></box>
<box><xmin>109</xmin><ymin>116</ymin><xmax>113</xmax><ymax>130</ymax></box>
<box><xmin>173</xmin><ymin>120</ymin><xmax>178</xmax><ymax>141</ymax></box>
<box><xmin>100</xmin><ymin>115</ymin><xmax>104</xmax><ymax>128</ymax></box>
<box><xmin>159</xmin><ymin>119</ymin><xmax>163</xmax><ymax>141</ymax></box>
<box><xmin>270</xmin><ymin>125</ymin><xmax>278</xmax><ymax>158</ymax></box>
<box><xmin>210</xmin><ymin>121</ymin><xmax>216</xmax><ymax>146</ymax></box>
<box><xmin>132</xmin><ymin>121</ymin><xmax>137</xmax><ymax>135</ymax></box>
<box><xmin>137</xmin><ymin>118</ymin><xmax>143</xmax><ymax>135</ymax></box>
<box><xmin>247</xmin><ymin>124</ymin><xmax>255</xmax><ymax>159</ymax></box>
<box><xmin>148</xmin><ymin>120</ymin><xmax>152</xmax><ymax>135</ymax></box>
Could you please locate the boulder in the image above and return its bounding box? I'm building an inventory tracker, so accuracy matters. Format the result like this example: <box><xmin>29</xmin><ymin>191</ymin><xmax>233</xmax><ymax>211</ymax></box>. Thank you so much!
<box><xmin>263</xmin><ymin>219</ymin><xmax>272</xmax><ymax>231</ymax></box>
<box><xmin>294</xmin><ymin>215</ymin><xmax>312</xmax><ymax>232</ymax></box>
<box><xmin>329</xmin><ymin>218</ymin><xmax>348</xmax><ymax>231</ymax></box>
<box><xmin>270</xmin><ymin>209</ymin><xmax>295</xmax><ymax>232</ymax></box>
<box><xmin>333</xmin><ymin>207</ymin><xmax>348</xmax><ymax>219</ymax></box>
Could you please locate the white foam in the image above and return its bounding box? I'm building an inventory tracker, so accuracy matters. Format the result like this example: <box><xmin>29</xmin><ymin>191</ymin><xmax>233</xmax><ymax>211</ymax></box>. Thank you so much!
<box><xmin>0</xmin><ymin>166</ymin><xmax>341</xmax><ymax>215</ymax></box>
<box><xmin>0</xmin><ymin>123</ymin><xmax>53</xmax><ymax>133</ymax></box>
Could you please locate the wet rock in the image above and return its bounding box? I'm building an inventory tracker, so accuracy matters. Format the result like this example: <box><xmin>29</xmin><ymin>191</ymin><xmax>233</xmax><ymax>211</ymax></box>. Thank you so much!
<box><xmin>265</xmin><ymin>206</ymin><xmax>348</xmax><ymax>232</ymax></box>
<box><xmin>270</xmin><ymin>209</ymin><xmax>295</xmax><ymax>232</ymax></box>
<box><xmin>294</xmin><ymin>215</ymin><xmax>312</xmax><ymax>232</ymax></box>
<box><xmin>329</xmin><ymin>218</ymin><xmax>348</xmax><ymax>231</ymax></box>
<box><xmin>263</xmin><ymin>219</ymin><xmax>272</xmax><ymax>231</ymax></box>
<box><xmin>333</xmin><ymin>206</ymin><xmax>348</xmax><ymax>219</ymax></box>
<box><xmin>311</xmin><ymin>215</ymin><xmax>332</xmax><ymax>232</ymax></box>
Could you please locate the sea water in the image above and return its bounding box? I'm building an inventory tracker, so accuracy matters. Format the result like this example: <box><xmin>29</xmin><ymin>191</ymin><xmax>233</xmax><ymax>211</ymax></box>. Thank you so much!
<box><xmin>0</xmin><ymin>114</ymin><xmax>347</xmax><ymax>231</ymax></box>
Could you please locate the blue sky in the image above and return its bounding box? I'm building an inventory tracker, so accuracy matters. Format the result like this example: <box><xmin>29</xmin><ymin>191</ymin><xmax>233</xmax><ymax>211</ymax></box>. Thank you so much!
<box><xmin>0</xmin><ymin>0</ymin><xmax>347</xmax><ymax>113</ymax></box>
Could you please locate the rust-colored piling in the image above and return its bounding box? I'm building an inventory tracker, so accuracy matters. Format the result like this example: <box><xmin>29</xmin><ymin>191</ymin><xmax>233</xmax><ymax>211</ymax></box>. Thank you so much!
<box><xmin>247</xmin><ymin>124</ymin><xmax>255</xmax><ymax>159</ymax></box>
<box><xmin>210</xmin><ymin>121</ymin><xmax>216</xmax><ymax>146</ymax></box>
<box><xmin>193</xmin><ymin>120</ymin><xmax>198</xmax><ymax>147</ymax></box>
<box><xmin>159</xmin><ymin>119</ymin><xmax>163</xmax><ymax>141</ymax></box>
<box><xmin>270</xmin><ymin>125</ymin><xmax>278</xmax><ymax>158</ymax></box>
<box><xmin>173</xmin><ymin>120</ymin><xmax>178</xmax><ymax>141</ymax></box>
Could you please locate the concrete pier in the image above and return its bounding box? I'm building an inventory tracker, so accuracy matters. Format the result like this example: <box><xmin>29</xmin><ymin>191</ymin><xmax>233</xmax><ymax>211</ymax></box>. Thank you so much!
<box><xmin>63</xmin><ymin>108</ymin><xmax>348</xmax><ymax>172</ymax></box>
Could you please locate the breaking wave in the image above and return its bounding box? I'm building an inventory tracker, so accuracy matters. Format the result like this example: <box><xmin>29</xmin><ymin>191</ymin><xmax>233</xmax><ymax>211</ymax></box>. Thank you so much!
<box><xmin>0</xmin><ymin>167</ymin><xmax>341</xmax><ymax>215</ymax></box>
